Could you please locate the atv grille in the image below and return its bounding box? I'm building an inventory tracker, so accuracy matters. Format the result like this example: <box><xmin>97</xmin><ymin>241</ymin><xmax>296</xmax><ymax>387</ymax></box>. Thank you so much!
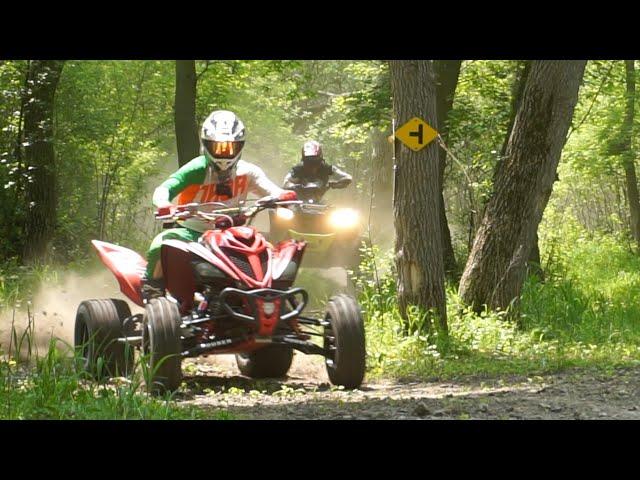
<box><xmin>221</xmin><ymin>247</ymin><xmax>254</xmax><ymax>278</ymax></box>
<box><xmin>259</xmin><ymin>250</ymin><xmax>269</xmax><ymax>276</ymax></box>
<box><xmin>219</xmin><ymin>247</ymin><xmax>270</xmax><ymax>280</ymax></box>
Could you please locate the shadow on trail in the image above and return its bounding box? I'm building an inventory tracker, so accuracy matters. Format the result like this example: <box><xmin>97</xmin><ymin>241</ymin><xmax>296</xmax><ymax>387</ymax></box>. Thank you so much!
<box><xmin>178</xmin><ymin>366</ymin><xmax>640</xmax><ymax>420</ymax></box>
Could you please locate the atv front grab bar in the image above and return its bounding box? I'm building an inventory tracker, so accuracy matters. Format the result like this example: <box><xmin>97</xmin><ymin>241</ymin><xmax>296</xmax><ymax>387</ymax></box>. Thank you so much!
<box><xmin>218</xmin><ymin>287</ymin><xmax>309</xmax><ymax>323</ymax></box>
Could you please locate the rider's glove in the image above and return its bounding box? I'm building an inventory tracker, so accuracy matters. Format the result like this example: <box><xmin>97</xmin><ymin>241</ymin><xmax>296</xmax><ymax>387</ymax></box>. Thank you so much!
<box><xmin>278</xmin><ymin>190</ymin><xmax>297</xmax><ymax>201</ymax></box>
<box><xmin>155</xmin><ymin>203</ymin><xmax>176</xmax><ymax>218</ymax></box>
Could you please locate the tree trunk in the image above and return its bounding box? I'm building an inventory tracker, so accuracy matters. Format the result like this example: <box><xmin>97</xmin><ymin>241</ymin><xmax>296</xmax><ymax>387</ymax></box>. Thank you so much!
<box><xmin>622</xmin><ymin>60</ymin><xmax>640</xmax><ymax>247</ymax></box>
<box><xmin>459</xmin><ymin>60</ymin><xmax>586</xmax><ymax>312</ymax></box>
<box><xmin>1</xmin><ymin>61</ymin><xmax>30</xmax><ymax>259</ymax></box>
<box><xmin>500</xmin><ymin>61</ymin><xmax>545</xmax><ymax>279</ymax></box>
<box><xmin>175</xmin><ymin>60</ymin><xmax>200</xmax><ymax>167</ymax></box>
<box><xmin>389</xmin><ymin>60</ymin><xmax>447</xmax><ymax>333</ymax></box>
<box><xmin>499</xmin><ymin>61</ymin><xmax>532</xmax><ymax>162</ymax></box>
<box><xmin>434</xmin><ymin>60</ymin><xmax>462</xmax><ymax>279</ymax></box>
<box><xmin>22</xmin><ymin>60</ymin><xmax>65</xmax><ymax>263</ymax></box>
<box><xmin>370</xmin><ymin>128</ymin><xmax>394</xmax><ymax>242</ymax></box>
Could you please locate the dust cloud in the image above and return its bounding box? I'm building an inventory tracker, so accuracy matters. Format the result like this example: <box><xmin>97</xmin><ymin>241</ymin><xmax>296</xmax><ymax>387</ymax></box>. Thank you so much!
<box><xmin>0</xmin><ymin>268</ymin><xmax>142</xmax><ymax>357</ymax></box>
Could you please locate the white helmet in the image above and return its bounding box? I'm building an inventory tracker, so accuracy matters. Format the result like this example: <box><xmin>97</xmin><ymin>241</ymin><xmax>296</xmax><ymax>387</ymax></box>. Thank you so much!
<box><xmin>200</xmin><ymin>110</ymin><xmax>246</xmax><ymax>172</ymax></box>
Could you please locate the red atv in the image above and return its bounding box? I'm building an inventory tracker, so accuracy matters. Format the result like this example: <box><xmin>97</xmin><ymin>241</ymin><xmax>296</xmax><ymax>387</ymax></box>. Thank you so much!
<box><xmin>73</xmin><ymin>198</ymin><xmax>366</xmax><ymax>393</ymax></box>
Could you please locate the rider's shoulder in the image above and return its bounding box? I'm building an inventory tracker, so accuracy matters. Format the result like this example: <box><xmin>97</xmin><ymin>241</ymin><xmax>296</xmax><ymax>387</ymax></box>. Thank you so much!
<box><xmin>290</xmin><ymin>163</ymin><xmax>305</xmax><ymax>175</ymax></box>
<box><xmin>181</xmin><ymin>155</ymin><xmax>208</xmax><ymax>170</ymax></box>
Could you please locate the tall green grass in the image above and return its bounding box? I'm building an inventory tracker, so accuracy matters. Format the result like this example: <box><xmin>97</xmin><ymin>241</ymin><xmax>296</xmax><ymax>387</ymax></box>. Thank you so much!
<box><xmin>356</xmin><ymin>224</ymin><xmax>640</xmax><ymax>380</ymax></box>
<box><xmin>0</xmin><ymin>322</ymin><xmax>231</xmax><ymax>419</ymax></box>
<box><xmin>0</xmin><ymin>260</ymin><xmax>59</xmax><ymax>311</ymax></box>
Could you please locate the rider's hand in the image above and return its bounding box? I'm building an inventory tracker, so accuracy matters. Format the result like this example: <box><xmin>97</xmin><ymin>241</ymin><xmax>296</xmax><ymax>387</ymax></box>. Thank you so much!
<box><xmin>278</xmin><ymin>190</ymin><xmax>297</xmax><ymax>201</ymax></box>
<box><xmin>155</xmin><ymin>202</ymin><xmax>175</xmax><ymax>217</ymax></box>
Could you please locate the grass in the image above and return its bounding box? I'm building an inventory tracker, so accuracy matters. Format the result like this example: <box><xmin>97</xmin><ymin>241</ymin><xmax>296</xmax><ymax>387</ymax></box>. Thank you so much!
<box><xmin>0</xmin><ymin>261</ymin><xmax>232</xmax><ymax>420</ymax></box>
<box><xmin>0</xmin><ymin>260</ymin><xmax>60</xmax><ymax>311</ymax></box>
<box><xmin>0</xmin><ymin>329</ymin><xmax>233</xmax><ymax>420</ymax></box>
<box><xmin>356</xmin><ymin>228</ymin><xmax>640</xmax><ymax>381</ymax></box>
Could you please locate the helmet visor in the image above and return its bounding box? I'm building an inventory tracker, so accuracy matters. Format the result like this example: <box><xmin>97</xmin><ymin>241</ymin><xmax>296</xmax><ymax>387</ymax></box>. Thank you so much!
<box><xmin>204</xmin><ymin>140</ymin><xmax>244</xmax><ymax>159</ymax></box>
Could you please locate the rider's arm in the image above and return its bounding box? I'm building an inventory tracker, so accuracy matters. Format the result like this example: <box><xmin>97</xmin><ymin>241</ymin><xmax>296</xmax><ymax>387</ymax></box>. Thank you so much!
<box><xmin>328</xmin><ymin>165</ymin><xmax>352</xmax><ymax>189</ymax></box>
<box><xmin>152</xmin><ymin>156</ymin><xmax>208</xmax><ymax>208</ymax></box>
<box><xmin>283</xmin><ymin>171</ymin><xmax>303</xmax><ymax>190</ymax></box>
<box><xmin>152</xmin><ymin>186</ymin><xmax>172</xmax><ymax>208</ymax></box>
<box><xmin>248</xmin><ymin>163</ymin><xmax>287</xmax><ymax>198</ymax></box>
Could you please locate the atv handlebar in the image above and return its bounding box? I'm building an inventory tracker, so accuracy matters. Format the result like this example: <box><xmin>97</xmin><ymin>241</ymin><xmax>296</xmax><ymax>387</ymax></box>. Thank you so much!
<box><xmin>155</xmin><ymin>199</ymin><xmax>302</xmax><ymax>225</ymax></box>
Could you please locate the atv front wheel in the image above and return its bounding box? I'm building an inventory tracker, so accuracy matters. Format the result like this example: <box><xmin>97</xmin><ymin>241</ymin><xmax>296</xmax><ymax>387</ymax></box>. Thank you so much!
<box><xmin>74</xmin><ymin>299</ymin><xmax>134</xmax><ymax>379</ymax></box>
<box><xmin>324</xmin><ymin>294</ymin><xmax>366</xmax><ymax>389</ymax></box>
<box><xmin>142</xmin><ymin>298</ymin><xmax>182</xmax><ymax>394</ymax></box>
<box><xmin>235</xmin><ymin>345</ymin><xmax>293</xmax><ymax>378</ymax></box>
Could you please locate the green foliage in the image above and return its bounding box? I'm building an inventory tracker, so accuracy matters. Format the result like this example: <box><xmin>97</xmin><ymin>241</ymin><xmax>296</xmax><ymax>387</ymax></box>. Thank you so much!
<box><xmin>356</xmin><ymin>226</ymin><xmax>640</xmax><ymax>380</ymax></box>
<box><xmin>54</xmin><ymin>61</ymin><xmax>175</xmax><ymax>259</ymax></box>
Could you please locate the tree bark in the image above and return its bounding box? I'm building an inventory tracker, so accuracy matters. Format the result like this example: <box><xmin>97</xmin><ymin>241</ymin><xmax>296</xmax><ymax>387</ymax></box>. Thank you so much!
<box><xmin>389</xmin><ymin>60</ymin><xmax>447</xmax><ymax>333</ymax></box>
<box><xmin>459</xmin><ymin>60</ymin><xmax>586</xmax><ymax>312</ymax></box>
<box><xmin>175</xmin><ymin>60</ymin><xmax>200</xmax><ymax>167</ymax></box>
<box><xmin>499</xmin><ymin>61</ymin><xmax>531</xmax><ymax>162</ymax></box>
<box><xmin>370</xmin><ymin>128</ymin><xmax>394</xmax><ymax>236</ymax></box>
<box><xmin>621</xmin><ymin>60</ymin><xmax>640</xmax><ymax>247</ymax></box>
<box><xmin>22</xmin><ymin>60</ymin><xmax>65</xmax><ymax>263</ymax></box>
<box><xmin>434</xmin><ymin>60</ymin><xmax>462</xmax><ymax>279</ymax></box>
<box><xmin>499</xmin><ymin>61</ymin><xmax>545</xmax><ymax>279</ymax></box>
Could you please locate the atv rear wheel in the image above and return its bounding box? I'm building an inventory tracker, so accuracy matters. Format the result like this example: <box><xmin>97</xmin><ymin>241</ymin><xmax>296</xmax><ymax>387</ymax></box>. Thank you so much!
<box><xmin>324</xmin><ymin>294</ymin><xmax>366</xmax><ymax>389</ymax></box>
<box><xmin>74</xmin><ymin>299</ymin><xmax>134</xmax><ymax>379</ymax></box>
<box><xmin>235</xmin><ymin>345</ymin><xmax>293</xmax><ymax>378</ymax></box>
<box><xmin>142</xmin><ymin>298</ymin><xmax>182</xmax><ymax>394</ymax></box>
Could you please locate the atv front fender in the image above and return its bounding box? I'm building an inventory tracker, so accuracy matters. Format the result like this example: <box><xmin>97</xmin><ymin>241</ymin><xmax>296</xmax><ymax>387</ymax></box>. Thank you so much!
<box><xmin>92</xmin><ymin>240</ymin><xmax>146</xmax><ymax>307</ymax></box>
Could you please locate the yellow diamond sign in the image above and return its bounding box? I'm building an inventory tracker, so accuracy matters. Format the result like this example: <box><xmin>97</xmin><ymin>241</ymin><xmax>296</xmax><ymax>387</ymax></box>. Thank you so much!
<box><xmin>395</xmin><ymin>117</ymin><xmax>438</xmax><ymax>151</ymax></box>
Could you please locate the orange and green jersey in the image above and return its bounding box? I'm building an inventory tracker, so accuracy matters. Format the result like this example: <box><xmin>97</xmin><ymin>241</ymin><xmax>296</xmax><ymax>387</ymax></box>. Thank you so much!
<box><xmin>152</xmin><ymin>156</ymin><xmax>284</xmax><ymax>232</ymax></box>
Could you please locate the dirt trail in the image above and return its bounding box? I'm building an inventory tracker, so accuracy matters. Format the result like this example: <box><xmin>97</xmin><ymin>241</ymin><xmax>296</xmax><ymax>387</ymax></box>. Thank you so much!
<box><xmin>178</xmin><ymin>354</ymin><xmax>640</xmax><ymax>420</ymax></box>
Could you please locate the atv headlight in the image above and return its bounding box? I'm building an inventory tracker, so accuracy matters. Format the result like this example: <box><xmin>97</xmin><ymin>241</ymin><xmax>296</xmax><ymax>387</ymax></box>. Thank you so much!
<box><xmin>275</xmin><ymin>207</ymin><xmax>294</xmax><ymax>221</ymax></box>
<box><xmin>329</xmin><ymin>208</ymin><xmax>360</xmax><ymax>229</ymax></box>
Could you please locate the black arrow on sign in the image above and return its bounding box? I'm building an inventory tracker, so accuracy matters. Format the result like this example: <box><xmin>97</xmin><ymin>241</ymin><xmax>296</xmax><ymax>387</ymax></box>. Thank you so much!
<box><xmin>408</xmin><ymin>123</ymin><xmax>424</xmax><ymax>144</ymax></box>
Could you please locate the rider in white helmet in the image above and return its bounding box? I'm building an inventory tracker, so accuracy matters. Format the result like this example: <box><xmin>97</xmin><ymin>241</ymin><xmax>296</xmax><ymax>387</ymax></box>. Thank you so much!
<box><xmin>142</xmin><ymin>110</ymin><xmax>296</xmax><ymax>298</ymax></box>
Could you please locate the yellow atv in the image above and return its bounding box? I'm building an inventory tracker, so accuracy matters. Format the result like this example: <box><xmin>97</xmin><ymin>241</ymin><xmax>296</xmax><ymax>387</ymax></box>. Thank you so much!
<box><xmin>268</xmin><ymin>181</ymin><xmax>364</xmax><ymax>273</ymax></box>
